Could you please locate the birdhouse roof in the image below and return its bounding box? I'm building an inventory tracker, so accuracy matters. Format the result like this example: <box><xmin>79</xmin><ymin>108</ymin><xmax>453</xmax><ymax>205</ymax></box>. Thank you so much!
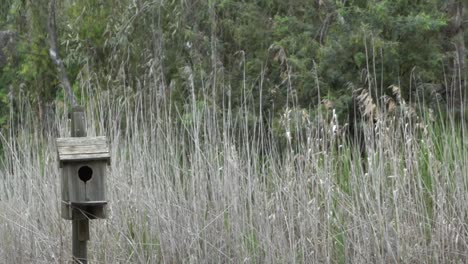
<box><xmin>56</xmin><ymin>136</ymin><xmax>110</xmax><ymax>165</ymax></box>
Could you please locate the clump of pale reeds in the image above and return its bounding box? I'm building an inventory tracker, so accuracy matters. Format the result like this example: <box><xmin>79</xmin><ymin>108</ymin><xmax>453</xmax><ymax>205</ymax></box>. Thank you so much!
<box><xmin>0</xmin><ymin>74</ymin><xmax>466</xmax><ymax>263</ymax></box>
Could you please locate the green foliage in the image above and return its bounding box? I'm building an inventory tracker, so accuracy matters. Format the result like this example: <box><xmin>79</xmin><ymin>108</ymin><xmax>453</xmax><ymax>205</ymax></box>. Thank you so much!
<box><xmin>0</xmin><ymin>0</ymin><xmax>461</xmax><ymax>131</ymax></box>
<box><xmin>0</xmin><ymin>0</ymin><xmax>60</xmax><ymax>130</ymax></box>
<box><xmin>319</xmin><ymin>0</ymin><xmax>447</xmax><ymax>90</ymax></box>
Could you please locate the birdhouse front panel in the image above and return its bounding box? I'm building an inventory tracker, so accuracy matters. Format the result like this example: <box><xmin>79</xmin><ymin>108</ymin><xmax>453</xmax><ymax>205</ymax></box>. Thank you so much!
<box><xmin>64</xmin><ymin>161</ymin><xmax>106</xmax><ymax>203</ymax></box>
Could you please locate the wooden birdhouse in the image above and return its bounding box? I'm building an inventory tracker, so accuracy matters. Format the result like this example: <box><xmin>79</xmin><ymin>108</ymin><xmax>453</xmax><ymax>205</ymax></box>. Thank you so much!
<box><xmin>56</xmin><ymin>136</ymin><xmax>110</xmax><ymax>220</ymax></box>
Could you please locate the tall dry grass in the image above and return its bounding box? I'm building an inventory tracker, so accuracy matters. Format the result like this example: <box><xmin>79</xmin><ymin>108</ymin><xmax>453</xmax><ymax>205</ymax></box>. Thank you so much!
<box><xmin>0</xmin><ymin>72</ymin><xmax>467</xmax><ymax>263</ymax></box>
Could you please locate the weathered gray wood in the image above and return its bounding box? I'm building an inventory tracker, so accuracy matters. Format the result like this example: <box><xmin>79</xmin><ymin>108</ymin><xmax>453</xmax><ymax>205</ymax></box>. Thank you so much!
<box><xmin>58</xmin><ymin>145</ymin><xmax>108</xmax><ymax>152</ymax></box>
<box><xmin>72</xmin><ymin>220</ymin><xmax>88</xmax><ymax>263</ymax></box>
<box><xmin>57</xmin><ymin>138</ymin><xmax>108</xmax><ymax>152</ymax></box>
<box><xmin>77</xmin><ymin>220</ymin><xmax>90</xmax><ymax>241</ymax></box>
<box><xmin>66</xmin><ymin>161</ymin><xmax>106</xmax><ymax>204</ymax></box>
<box><xmin>60</xmin><ymin>152</ymin><xmax>109</xmax><ymax>159</ymax></box>
<box><xmin>71</xmin><ymin>106</ymin><xmax>85</xmax><ymax>136</ymax></box>
<box><xmin>59</xmin><ymin>153</ymin><xmax>110</xmax><ymax>165</ymax></box>
<box><xmin>71</xmin><ymin>201</ymin><xmax>107</xmax><ymax>206</ymax></box>
<box><xmin>60</xmin><ymin>151</ymin><xmax>109</xmax><ymax>158</ymax></box>
<box><xmin>70</xmin><ymin>106</ymin><xmax>89</xmax><ymax>264</ymax></box>
<box><xmin>58</xmin><ymin>106</ymin><xmax>110</xmax><ymax>263</ymax></box>
<box><xmin>56</xmin><ymin>136</ymin><xmax>110</xmax><ymax>166</ymax></box>
<box><xmin>57</xmin><ymin>136</ymin><xmax>107</xmax><ymax>146</ymax></box>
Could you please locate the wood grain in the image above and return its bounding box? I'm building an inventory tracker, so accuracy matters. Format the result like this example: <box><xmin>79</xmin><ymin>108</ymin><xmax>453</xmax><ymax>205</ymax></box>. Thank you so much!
<box><xmin>56</xmin><ymin>136</ymin><xmax>110</xmax><ymax>163</ymax></box>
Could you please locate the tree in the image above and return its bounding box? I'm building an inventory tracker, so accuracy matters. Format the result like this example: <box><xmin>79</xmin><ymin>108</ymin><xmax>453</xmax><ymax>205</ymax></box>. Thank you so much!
<box><xmin>47</xmin><ymin>0</ymin><xmax>76</xmax><ymax>106</ymax></box>
<box><xmin>0</xmin><ymin>0</ymin><xmax>463</xmax><ymax>130</ymax></box>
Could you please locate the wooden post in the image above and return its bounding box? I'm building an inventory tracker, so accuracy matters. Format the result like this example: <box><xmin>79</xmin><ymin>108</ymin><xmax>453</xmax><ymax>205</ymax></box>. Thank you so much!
<box><xmin>70</xmin><ymin>106</ymin><xmax>89</xmax><ymax>264</ymax></box>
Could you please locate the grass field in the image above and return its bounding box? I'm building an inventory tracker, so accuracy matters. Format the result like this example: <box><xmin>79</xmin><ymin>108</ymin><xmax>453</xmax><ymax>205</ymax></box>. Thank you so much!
<box><xmin>0</xmin><ymin>85</ymin><xmax>467</xmax><ymax>263</ymax></box>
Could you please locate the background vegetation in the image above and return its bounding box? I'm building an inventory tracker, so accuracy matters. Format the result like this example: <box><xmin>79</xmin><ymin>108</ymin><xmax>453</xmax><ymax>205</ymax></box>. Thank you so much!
<box><xmin>0</xmin><ymin>0</ymin><xmax>466</xmax><ymax>125</ymax></box>
<box><xmin>0</xmin><ymin>0</ymin><xmax>467</xmax><ymax>263</ymax></box>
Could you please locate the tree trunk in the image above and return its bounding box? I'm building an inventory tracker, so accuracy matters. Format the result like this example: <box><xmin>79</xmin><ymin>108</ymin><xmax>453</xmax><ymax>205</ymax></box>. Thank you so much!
<box><xmin>314</xmin><ymin>0</ymin><xmax>337</xmax><ymax>45</ymax></box>
<box><xmin>444</xmin><ymin>0</ymin><xmax>465</xmax><ymax>110</ymax></box>
<box><xmin>47</xmin><ymin>0</ymin><xmax>77</xmax><ymax>107</ymax></box>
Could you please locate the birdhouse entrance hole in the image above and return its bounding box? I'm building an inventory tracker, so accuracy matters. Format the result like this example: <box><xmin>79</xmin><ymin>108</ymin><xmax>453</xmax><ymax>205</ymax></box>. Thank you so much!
<box><xmin>78</xmin><ymin>166</ymin><xmax>93</xmax><ymax>183</ymax></box>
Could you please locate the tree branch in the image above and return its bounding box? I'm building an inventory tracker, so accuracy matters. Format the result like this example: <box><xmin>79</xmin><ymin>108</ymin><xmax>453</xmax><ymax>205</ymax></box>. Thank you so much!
<box><xmin>47</xmin><ymin>0</ymin><xmax>77</xmax><ymax>107</ymax></box>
